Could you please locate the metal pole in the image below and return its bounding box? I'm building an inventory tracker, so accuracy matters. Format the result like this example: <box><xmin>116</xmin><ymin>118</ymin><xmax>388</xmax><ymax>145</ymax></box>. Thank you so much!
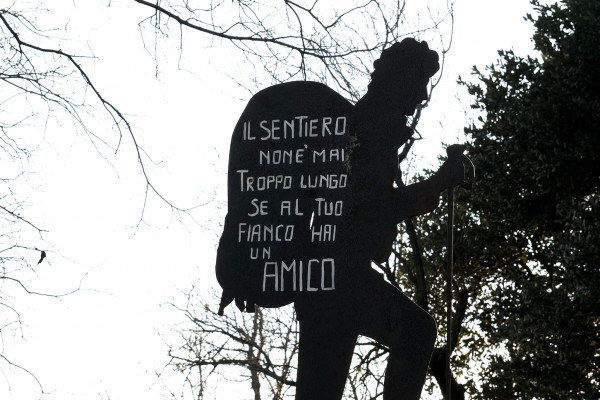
<box><xmin>446</xmin><ymin>187</ymin><xmax>454</xmax><ymax>400</ymax></box>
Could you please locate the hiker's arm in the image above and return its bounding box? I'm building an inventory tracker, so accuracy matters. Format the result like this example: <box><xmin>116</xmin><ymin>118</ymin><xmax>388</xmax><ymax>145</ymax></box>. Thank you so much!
<box><xmin>393</xmin><ymin>145</ymin><xmax>472</xmax><ymax>221</ymax></box>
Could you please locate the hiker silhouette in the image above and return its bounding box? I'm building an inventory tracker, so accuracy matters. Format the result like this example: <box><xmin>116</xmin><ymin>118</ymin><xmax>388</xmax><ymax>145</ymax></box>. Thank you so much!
<box><xmin>216</xmin><ymin>38</ymin><xmax>471</xmax><ymax>399</ymax></box>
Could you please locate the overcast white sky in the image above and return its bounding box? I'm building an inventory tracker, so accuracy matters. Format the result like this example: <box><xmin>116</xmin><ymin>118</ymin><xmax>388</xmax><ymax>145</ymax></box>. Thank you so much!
<box><xmin>2</xmin><ymin>0</ymin><xmax>538</xmax><ymax>399</ymax></box>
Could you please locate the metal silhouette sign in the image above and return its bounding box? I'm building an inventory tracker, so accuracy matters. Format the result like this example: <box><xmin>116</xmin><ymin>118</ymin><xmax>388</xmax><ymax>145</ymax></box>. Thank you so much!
<box><xmin>215</xmin><ymin>38</ymin><xmax>474</xmax><ymax>400</ymax></box>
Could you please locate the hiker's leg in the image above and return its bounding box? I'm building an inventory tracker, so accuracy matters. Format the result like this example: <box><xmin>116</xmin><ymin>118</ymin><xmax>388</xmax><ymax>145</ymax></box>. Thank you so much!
<box><xmin>361</xmin><ymin>279</ymin><xmax>437</xmax><ymax>400</ymax></box>
<box><xmin>295</xmin><ymin>318</ymin><xmax>357</xmax><ymax>400</ymax></box>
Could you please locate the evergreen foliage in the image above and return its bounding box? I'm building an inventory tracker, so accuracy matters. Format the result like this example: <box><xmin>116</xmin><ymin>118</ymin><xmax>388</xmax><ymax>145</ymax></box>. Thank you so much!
<box><xmin>452</xmin><ymin>0</ymin><xmax>600</xmax><ymax>397</ymax></box>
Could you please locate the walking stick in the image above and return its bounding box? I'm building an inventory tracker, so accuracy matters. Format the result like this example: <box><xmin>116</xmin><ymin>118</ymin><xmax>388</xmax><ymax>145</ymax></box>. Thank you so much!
<box><xmin>446</xmin><ymin>185</ymin><xmax>454</xmax><ymax>400</ymax></box>
<box><xmin>444</xmin><ymin>145</ymin><xmax>475</xmax><ymax>400</ymax></box>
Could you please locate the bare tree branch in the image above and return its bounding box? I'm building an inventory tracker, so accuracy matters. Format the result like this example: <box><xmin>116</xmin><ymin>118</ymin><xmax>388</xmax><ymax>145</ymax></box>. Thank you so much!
<box><xmin>1</xmin><ymin>8</ymin><xmax>189</xmax><ymax>220</ymax></box>
<box><xmin>165</xmin><ymin>290</ymin><xmax>299</xmax><ymax>398</ymax></box>
<box><xmin>132</xmin><ymin>0</ymin><xmax>417</xmax><ymax>101</ymax></box>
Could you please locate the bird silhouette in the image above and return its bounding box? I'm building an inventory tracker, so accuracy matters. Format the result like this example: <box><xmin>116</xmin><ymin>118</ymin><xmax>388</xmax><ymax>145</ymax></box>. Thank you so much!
<box><xmin>37</xmin><ymin>250</ymin><xmax>47</xmax><ymax>264</ymax></box>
